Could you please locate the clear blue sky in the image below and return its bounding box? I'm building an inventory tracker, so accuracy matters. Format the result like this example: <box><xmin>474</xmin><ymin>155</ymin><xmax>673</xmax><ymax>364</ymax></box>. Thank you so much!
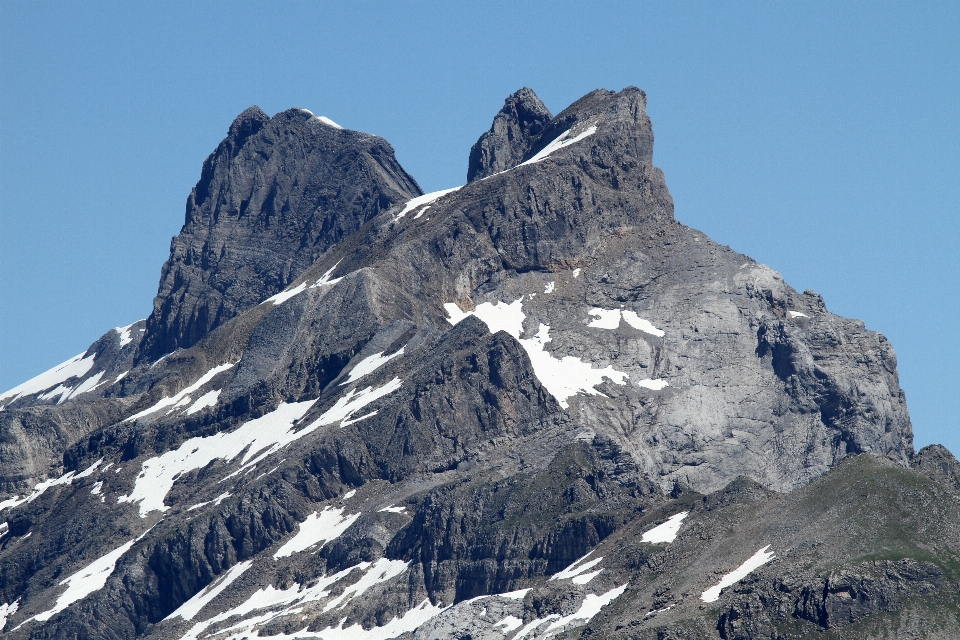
<box><xmin>1</xmin><ymin>1</ymin><xmax>958</xmax><ymax>455</ymax></box>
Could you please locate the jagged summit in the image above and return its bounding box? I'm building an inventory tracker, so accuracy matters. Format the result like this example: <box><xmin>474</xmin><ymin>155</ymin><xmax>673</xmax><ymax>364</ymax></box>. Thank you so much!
<box><xmin>225</xmin><ymin>105</ymin><xmax>269</xmax><ymax>146</ymax></box>
<box><xmin>0</xmin><ymin>87</ymin><xmax>949</xmax><ymax>640</ymax></box>
<box><xmin>467</xmin><ymin>87</ymin><xmax>552</xmax><ymax>182</ymax></box>
<box><xmin>137</xmin><ymin>106</ymin><xmax>422</xmax><ymax>361</ymax></box>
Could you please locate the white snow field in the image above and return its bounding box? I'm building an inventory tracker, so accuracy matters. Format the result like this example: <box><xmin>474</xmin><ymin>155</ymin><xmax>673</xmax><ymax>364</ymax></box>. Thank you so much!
<box><xmin>444</xmin><ymin>298</ymin><xmax>636</xmax><ymax>409</ymax></box>
<box><xmin>121</xmin><ymin>377</ymin><xmax>403</xmax><ymax>517</ymax></box>
<box><xmin>263</xmin><ymin>263</ymin><xmax>343</xmax><ymax>306</ymax></box>
<box><xmin>19</xmin><ymin>536</ymin><xmax>138</xmax><ymax>626</ymax></box>
<box><xmin>124</xmin><ymin>362</ymin><xmax>236</xmax><ymax>423</ymax></box>
<box><xmin>341</xmin><ymin>348</ymin><xmax>404</xmax><ymax>385</ymax></box>
<box><xmin>176</xmin><ymin>558</ymin><xmax>417</xmax><ymax>640</ymax></box>
<box><xmin>521</xmin><ymin>124</ymin><xmax>598</xmax><ymax>166</ymax></box>
<box><xmin>0</xmin><ymin>459</ymin><xmax>103</xmax><ymax>514</ymax></box>
<box><xmin>0</xmin><ymin>351</ymin><xmax>96</xmax><ymax>405</ymax></box>
<box><xmin>0</xmin><ymin>600</ymin><xmax>18</xmax><ymax>632</ymax></box>
<box><xmin>588</xmin><ymin>308</ymin><xmax>665</xmax><ymax>337</ymax></box>
<box><xmin>187</xmin><ymin>389</ymin><xmax>222</xmax><ymax>415</ymax></box>
<box><xmin>513</xmin><ymin>583</ymin><xmax>628</xmax><ymax>639</ymax></box>
<box><xmin>550</xmin><ymin>551</ymin><xmax>604</xmax><ymax>585</ymax></box>
<box><xmin>273</xmin><ymin>507</ymin><xmax>360</xmax><ymax>559</ymax></box>
<box><xmin>115</xmin><ymin>321</ymin><xmax>144</xmax><ymax>347</ymax></box>
<box><xmin>640</xmin><ymin>511</ymin><xmax>689</xmax><ymax>544</ymax></box>
<box><xmin>298</xmin><ymin>109</ymin><xmax>343</xmax><ymax>129</ymax></box>
<box><xmin>700</xmin><ymin>546</ymin><xmax>776</xmax><ymax>602</ymax></box>
<box><xmin>167</xmin><ymin>561</ymin><xmax>253</xmax><ymax>622</ymax></box>
<box><xmin>396</xmin><ymin>186</ymin><xmax>462</xmax><ymax>220</ymax></box>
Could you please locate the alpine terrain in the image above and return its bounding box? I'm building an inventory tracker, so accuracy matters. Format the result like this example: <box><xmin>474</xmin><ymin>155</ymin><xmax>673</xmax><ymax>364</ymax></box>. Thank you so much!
<box><xmin>1</xmin><ymin>87</ymin><xmax>958</xmax><ymax>640</ymax></box>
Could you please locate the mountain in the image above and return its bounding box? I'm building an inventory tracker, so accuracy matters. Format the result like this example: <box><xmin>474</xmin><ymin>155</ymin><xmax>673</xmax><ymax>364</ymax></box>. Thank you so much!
<box><xmin>0</xmin><ymin>87</ymin><xmax>956</xmax><ymax>640</ymax></box>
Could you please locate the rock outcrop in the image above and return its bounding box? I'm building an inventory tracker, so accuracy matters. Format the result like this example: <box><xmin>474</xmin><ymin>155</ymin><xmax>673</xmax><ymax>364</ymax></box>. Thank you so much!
<box><xmin>138</xmin><ymin>106</ymin><xmax>422</xmax><ymax>360</ymax></box>
<box><xmin>467</xmin><ymin>87</ymin><xmax>553</xmax><ymax>182</ymax></box>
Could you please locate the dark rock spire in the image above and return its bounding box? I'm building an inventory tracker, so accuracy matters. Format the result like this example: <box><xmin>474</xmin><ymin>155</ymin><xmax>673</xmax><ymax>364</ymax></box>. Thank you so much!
<box><xmin>138</xmin><ymin>107</ymin><xmax>422</xmax><ymax>361</ymax></box>
<box><xmin>467</xmin><ymin>87</ymin><xmax>553</xmax><ymax>182</ymax></box>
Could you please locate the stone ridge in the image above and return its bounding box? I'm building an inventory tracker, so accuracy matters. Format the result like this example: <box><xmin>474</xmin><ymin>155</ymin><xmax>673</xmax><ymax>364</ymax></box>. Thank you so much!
<box><xmin>467</xmin><ymin>87</ymin><xmax>553</xmax><ymax>182</ymax></box>
<box><xmin>138</xmin><ymin>106</ymin><xmax>423</xmax><ymax>361</ymax></box>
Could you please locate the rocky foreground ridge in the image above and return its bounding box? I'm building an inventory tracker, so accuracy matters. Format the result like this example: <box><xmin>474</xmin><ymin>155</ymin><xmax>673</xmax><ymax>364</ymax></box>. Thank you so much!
<box><xmin>0</xmin><ymin>87</ymin><xmax>956</xmax><ymax>639</ymax></box>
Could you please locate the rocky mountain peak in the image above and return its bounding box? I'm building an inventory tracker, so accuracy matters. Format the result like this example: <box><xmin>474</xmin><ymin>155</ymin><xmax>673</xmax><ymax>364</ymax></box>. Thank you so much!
<box><xmin>226</xmin><ymin>105</ymin><xmax>269</xmax><ymax>145</ymax></box>
<box><xmin>467</xmin><ymin>87</ymin><xmax>553</xmax><ymax>182</ymax></box>
<box><xmin>137</xmin><ymin>106</ymin><xmax>422</xmax><ymax>361</ymax></box>
<box><xmin>0</xmin><ymin>86</ymin><xmax>950</xmax><ymax>640</ymax></box>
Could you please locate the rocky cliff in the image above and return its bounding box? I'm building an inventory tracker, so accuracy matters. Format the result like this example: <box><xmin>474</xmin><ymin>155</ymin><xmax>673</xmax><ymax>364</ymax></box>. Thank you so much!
<box><xmin>0</xmin><ymin>87</ymin><xmax>950</xmax><ymax>640</ymax></box>
<box><xmin>139</xmin><ymin>106</ymin><xmax>422</xmax><ymax>360</ymax></box>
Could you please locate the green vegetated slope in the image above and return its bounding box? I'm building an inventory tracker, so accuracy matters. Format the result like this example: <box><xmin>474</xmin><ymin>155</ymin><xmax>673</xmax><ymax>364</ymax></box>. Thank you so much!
<box><xmin>565</xmin><ymin>454</ymin><xmax>960</xmax><ymax>639</ymax></box>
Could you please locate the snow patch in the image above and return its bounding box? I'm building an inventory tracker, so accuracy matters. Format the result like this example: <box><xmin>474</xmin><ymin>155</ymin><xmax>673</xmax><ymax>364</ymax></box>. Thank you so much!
<box><xmin>587</xmin><ymin>308</ymin><xmax>620</xmax><ymax>329</ymax></box>
<box><xmin>65</xmin><ymin>370</ymin><xmax>106</xmax><ymax>401</ymax></box>
<box><xmin>265</xmin><ymin>281</ymin><xmax>307</xmax><ymax>306</ymax></box>
<box><xmin>622</xmin><ymin>310</ymin><xmax>665</xmax><ymax>337</ymax></box>
<box><xmin>0</xmin><ymin>600</ymin><xmax>18</xmax><ymax>632</ymax></box>
<box><xmin>514</xmin><ymin>583</ymin><xmax>627</xmax><ymax>639</ymax></box>
<box><xmin>309</xmin><ymin>263</ymin><xmax>344</xmax><ymax>290</ymax></box>
<box><xmin>1</xmin><ymin>352</ymin><xmax>96</xmax><ymax>403</ymax></box>
<box><xmin>175</xmin><ymin>564</ymin><xmax>364</xmax><ymax>640</ymax></box>
<box><xmin>115</xmin><ymin>322</ymin><xmax>141</xmax><ymax>347</ymax></box>
<box><xmin>167</xmin><ymin>561</ymin><xmax>253</xmax><ymax>621</ymax></box>
<box><xmin>119</xmin><ymin>400</ymin><xmax>315</xmax><ymax>516</ymax></box>
<box><xmin>0</xmin><ymin>459</ymin><xmax>102</xmax><ymax>514</ymax></box>
<box><xmin>572</xmin><ymin>570</ymin><xmax>603</xmax><ymax>585</ymax></box>
<box><xmin>187</xmin><ymin>389</ymin><xmax>221</xmax><ymax>415</ymax></box>
<box><xmin>317</xmin><ymin>598</ymin><xmax>448</xmax><ymax>640</ymax></box>
<box><xmin>122</xmin><ymin>378</ymin><xmax>402</xmax><ymax>517</ymax></box>
<box><xmin>301</xmin><ymin>109</ymin><xmax>343</xmax><ymax>129</ymax></box>
<box><xmin>188</xmin><ymin>492</ymin><xmax>232</xmax><ymax>512</ymax></box>
<box><xmin>342</xmin><ymin>348</ymin><xmax>404</xmax><ymax>385</ymax></box>
<box><xmin>90</xmin><ymin>481</ymin><xmax>103</xmax><ymax>496</ymax></box>
<box><xmin>641</xmin><ymin>512</ymin><xmax>688</xmax><ymax>544</ymax></box>
<box><xmin>396</xmin><ymin>187</ymin><xmax>462</xmax><ymax>220</ymax></box>
<box><xmin>700</xmin><ymin>546</ymin><xmax>776</xmax><ymax>602</ymax></box>
<box><xmin>644</xmin><ymin>604</ymin><xmax>674</xmax><ymax>618</ymax></box>
<box><xmin>788</xmin><ymin>310</ymin><xmax>809</xmax><ymax>318</ymax></box>
<box><xmin>445</xmin><ymin>299</ymin><xmax>630</xmax><ymax>409</ymax></box>
<box><xmin>544</xmin><ymin>281</ymin><xmax>555</xmax><ymax>294</ymax></box>
<box><xmin>273</xmin><ymin>507</ymin><xmax>360</xmax><ymax>558</ymax></box>
<box><xmin>588</xmin><ymin>308</ymin><xmax>665</xmax><ymax>337</ymax></box>
<box><xmin>124</xmin><ymin>362</ymin><xmax>235</xmax><ymax>422</ymax></box>
<box><xmin>322</xmin><ymin>557</ymin><xmax>409</xmax><ymax>613</ymax></box>
<box><xmin>27</xmin><ymin>537</ymin><xmax>137</xmax><ymax>624</ymax></box>
<box><xmin>262</xmin><ymin>263</ymin><xmax>342</xmax><ymax>306</ymax></box>
<box><xmin>379</xmin><ymin>505</ymin><xmax>406</xmax><ymax>514</ymax></box>
<box><xmin>495</xmin><ymin>615</ymin><xmax>523</xmax><ymax>633</ymax></box>
<box><xmin>551</xmin><ymin>551</ymin><xmax>603</xmax><ymax>582</ymax></box>
<box><xmin>521</xmin><ymin>124</ymin><xmax>598</xmax><ymax>166</ymax></box>
<box><xmin>572</xmin><ymin>268</ymin><xmax>581</xmax><ymax>278</ymax></box>
<box><xmin>310</xmin><ymin>378</ymin><xmax>403</xmax><ymax>430</ymax></box>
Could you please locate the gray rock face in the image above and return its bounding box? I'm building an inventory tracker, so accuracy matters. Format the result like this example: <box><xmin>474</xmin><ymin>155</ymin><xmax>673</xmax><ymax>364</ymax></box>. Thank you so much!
<box><xmin>138</xmin><ymin>106</ymin><xmax>422</xmax><ymax>360</ymax></box>
<box><xmin>0</xmin><ymin>87</ymin><xmax>949</xmax><ymax>639</ymax></box>
<box><xmin>911</xmin><ymin>444</ymin><xmax>960</xmax><ymax>493</ymax></box>
<box><xmin>0</xmin><ymin>320</ymin><xmax>146</xmax><ymax>492</ymax></box>
<box><xmin>467</xmin><ymin>87</ymin><xmax>552</xmax><ymax>182</ymax></box>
